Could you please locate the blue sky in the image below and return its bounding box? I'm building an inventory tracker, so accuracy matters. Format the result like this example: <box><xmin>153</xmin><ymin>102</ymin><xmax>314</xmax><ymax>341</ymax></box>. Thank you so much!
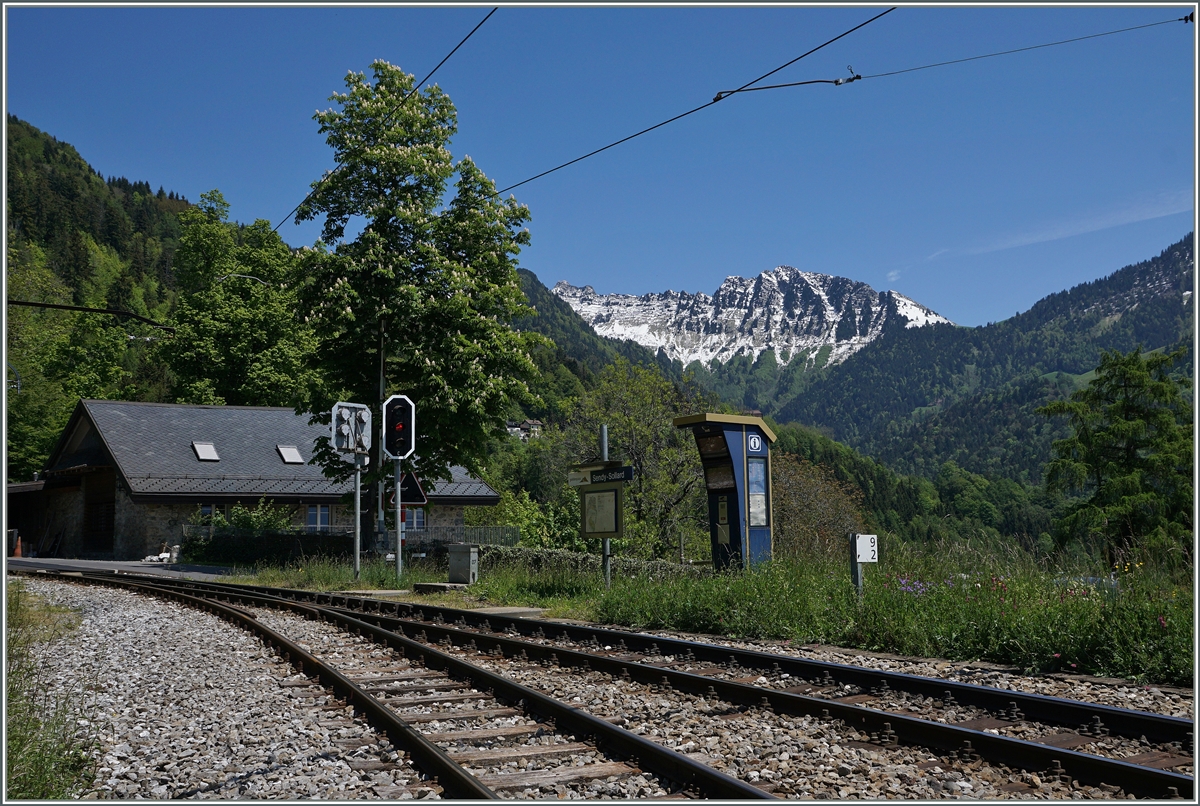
<box><xmin>5</xmin><ymin>5</ymin><xmax>1196</xmax><ymax>326</ymax></box>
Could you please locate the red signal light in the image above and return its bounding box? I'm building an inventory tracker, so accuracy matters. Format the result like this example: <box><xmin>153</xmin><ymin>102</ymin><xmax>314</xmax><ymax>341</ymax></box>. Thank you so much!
<box><xmin>384</xmin><ymin>395</ymin><xmax>415</xmax><ymax>459</ymax></box>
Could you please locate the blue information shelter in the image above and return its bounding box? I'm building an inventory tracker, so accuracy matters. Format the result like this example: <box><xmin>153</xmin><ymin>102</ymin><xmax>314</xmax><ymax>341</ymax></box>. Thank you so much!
<box><xmin>673</xmin><ymin>413</ymin><xmax>775</xmax><ymax>570</ymax></box>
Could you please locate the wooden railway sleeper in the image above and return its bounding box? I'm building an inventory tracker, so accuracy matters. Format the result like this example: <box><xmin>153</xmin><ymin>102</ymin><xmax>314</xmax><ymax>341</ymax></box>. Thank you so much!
<box><xmin>336</xmin><ymin>606</ymin><xmax>1194</xmax><ymax>801</ymax></box>
<box><xmin>57</xmin><ymin>574</ymin><xmax>1196</xmax><ymax>798</ymax></box>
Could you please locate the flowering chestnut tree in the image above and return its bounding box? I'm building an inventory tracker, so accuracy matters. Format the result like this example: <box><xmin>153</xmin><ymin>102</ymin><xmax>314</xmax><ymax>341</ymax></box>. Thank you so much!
<box><xmin>294</xmin><ymin>60</ymin><xmax>543</xmax><ymax>484</ymax></box>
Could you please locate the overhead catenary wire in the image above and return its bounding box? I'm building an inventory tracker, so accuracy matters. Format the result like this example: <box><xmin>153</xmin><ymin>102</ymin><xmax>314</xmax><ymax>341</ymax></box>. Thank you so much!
<box><xmin>863</xmin><ymin>12</ymin><xmax>1193</xmax><ymax>80</ymax></box>
<box><xmin>714</xmin><ymin>71</ymin><xmax>861</xmax><ymax>100</ymax></box>
<box><xmin>494</xmin><ymin>7</ymin><xmax>896</xmax><ymax>196</ymax></box>
<box><xmin>722</xmin><ymin>12</ymin><xmax>1193</xmax><ymax>98</ymax></box>
<box><xmin>273</xmin><ymin>7</ymin><xmax>498</xmax><ymax>233</ymax></box>
<box><xmin>6</xmin><ymin>299</ymin><xmax>176</xmax><ymax>333</ymax></box>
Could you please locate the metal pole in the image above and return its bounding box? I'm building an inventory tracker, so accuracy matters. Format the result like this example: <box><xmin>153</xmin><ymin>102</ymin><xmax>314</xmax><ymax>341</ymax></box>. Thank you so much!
<box><xmin>849</xmin><ymin>533</ymin><xmax>863</xmax><ymax>597</ymax></box>
<box><xmin>377</xmin><ymin>328</ymin><xmax>386</xmax><ymax>551</ymax></box>
<box><xmin>601</xmin><ymin>424</ymin><xmax>610</xmax><ymax>590</ymax></box>
<box><xmin>394</xmin><ymin>458</ymin><xmax>404</xmax><ymax>582</ymax></box>
<box><xmin>354</xmin><ymin>462</ymin><xmax>362</xmax><ymax>580</ymax></box>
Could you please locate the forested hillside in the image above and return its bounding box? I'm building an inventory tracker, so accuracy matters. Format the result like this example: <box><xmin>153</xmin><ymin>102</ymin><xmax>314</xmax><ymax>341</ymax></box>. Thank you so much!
<box><xmin>7</xmin><ymin>115</ymin><xmax>189</xmax><ymax>309</ymax></box>
<box><xmin>6</xmin><ymin>115</ymin><xmax>191</xmax><ymax>481</ymax></box>
<box><xmin>773</xmin><ymin>235</ymin><xmax>1194</xmax><ymax>481</ymax></box>
<box><xmin>513</xmin><ymin>269</ymin><xmax>689</xmax><ymax>423</ymax></box>
<box><xmin>516</xmin><ymin>269</ymin><xmax>684</xmax><ymax>378</ymax></box>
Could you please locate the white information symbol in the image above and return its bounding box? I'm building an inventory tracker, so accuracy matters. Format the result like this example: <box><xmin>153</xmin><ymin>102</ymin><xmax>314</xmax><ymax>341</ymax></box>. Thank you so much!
<box><xmin>748</xmin><ymin>435</ymin><xmax>762</xmax><ymax>452</ymax></box>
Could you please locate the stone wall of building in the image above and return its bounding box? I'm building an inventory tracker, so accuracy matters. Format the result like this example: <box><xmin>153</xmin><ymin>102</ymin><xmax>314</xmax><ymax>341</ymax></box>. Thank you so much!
<box><xmin>425</xmin><ymin>505</ymin><xmax>464</xmax><ymax>528</ymax></box>
<box><xmin>113</xmin><ymin>490</ymin><xmax>195</xmax><ymax>561</ymax></box>
<box><xmin>38</xmin><ymin>484</ymin><xmax>83</xmax><ymax>557</ymax></box>
<box><xmin>109</xmin><ymin>498</ymin><xmax>351</xmax><ymax>560</ymax></box>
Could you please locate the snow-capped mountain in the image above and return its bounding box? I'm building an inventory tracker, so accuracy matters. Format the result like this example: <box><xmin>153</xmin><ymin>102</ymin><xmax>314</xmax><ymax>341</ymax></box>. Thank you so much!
<box><xmin>552</xmin><ymin>267</ymin><xmax>954</xmax><ymax>368</ymax></box>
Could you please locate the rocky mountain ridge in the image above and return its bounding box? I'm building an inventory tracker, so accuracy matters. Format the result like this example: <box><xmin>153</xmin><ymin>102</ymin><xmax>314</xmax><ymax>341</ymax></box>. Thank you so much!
<box><xmin>553</xmin><ymin>266</ymin><xmax>952</xmax><ymax>368</ymax></box>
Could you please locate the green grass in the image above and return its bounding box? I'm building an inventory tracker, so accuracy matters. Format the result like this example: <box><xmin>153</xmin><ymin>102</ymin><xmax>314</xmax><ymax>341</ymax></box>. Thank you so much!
<box><xmin>594</xmin><ymin>538</ymin><xmax>1192</xmax><ymax>686</ymax></box>
<box><xmin>5</xmin><ymin>581</ymin><xmax>97</xmax><ymax>799</ymax></box>
<box><xmin>471</xmin><ymin>564</ymin><xmax>607</xmax><ymax>620</ymax></box>
<box><xmin>225</xmin><ymin>556</ymin><xmax>446</xmax><ymax>591</ymax></box>
<box><xmin>222</xmin><ymin>540</ymin><xmax>1193</xmax><ymax>686</ymax></box>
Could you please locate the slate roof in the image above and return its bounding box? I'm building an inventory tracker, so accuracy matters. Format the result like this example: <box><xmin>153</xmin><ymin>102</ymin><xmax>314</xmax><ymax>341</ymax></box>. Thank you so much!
<box><xmin>44</xmin><ymin>400</ymin><xmax>498</xmax><ymax>505</ymax></box>
<box><xmin>430</xmin><ymin>466</ymin><xmax>503</xmax><ymax>505</ymax></box>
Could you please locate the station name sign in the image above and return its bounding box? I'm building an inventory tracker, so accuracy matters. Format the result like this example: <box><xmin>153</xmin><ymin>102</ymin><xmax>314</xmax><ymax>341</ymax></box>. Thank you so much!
<box><xmin>568</xmin><ymin>465</ymin><xmax>635</xmax><ymax>487</ymax></box>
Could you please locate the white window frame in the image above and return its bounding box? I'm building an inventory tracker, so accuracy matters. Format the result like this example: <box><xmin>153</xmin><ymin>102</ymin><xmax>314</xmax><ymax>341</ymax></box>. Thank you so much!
<box><xmin>192</xmin><ymin>441</ymin><xmax>220</xmax><ymax>461</ymax></box>
<box><xmin>307</xmin><ymin>505</ymin><xmax>331</xmax><ymax>531</ymax></box>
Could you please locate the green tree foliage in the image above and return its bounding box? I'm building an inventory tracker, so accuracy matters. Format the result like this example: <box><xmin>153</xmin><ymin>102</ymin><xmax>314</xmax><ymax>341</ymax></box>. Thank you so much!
<box><xmin>559</xmin><ymin>360</ymin><xmax>716</xmax><ymax>559</ymax></box>
<box><xmin>5</xmin><ymin>237</ymin><xmax>76</xmax><ymax>481</ymax></box>
<box><xmin>159</xmin><ymin>190</ymin><xmax>319</xmax><ymax>407</ymax></box>
<box><xmin>6</xmin><ymin>117</ymin><xmax>189</xmax><ymax>480</ymax></box>
<box><xmin>6</xmin><ymin>230</ymin><xmax>164</xmax><ymax>481</ymax></box>
<box><xmin>771</xmin><ymin>454</ymin><xmax>866</xmax><ymax>561</ymax></box>
<box><xmin>474</xmin><ymin>360</ymin><xmax>716</xmax><ymax>559</ymax></box>
<box><xmin>205</xmin><ymin>497</ymin><xmax>296</xmax><ymax>532</ymax></box>
<box><xmin>1039</xmin><ymin>348</ymin><xmax>1193</xmax><ymax>563</ymax></box>
<box><xmin>294</xmin><ymin>61</ymin><xmax>543</xmax><ymax>484</ymax></box>
<box><xmin>870</xmin><ymin>374</ymin><xmax>1076</xmax><ymax>482</ymax></box>
<box><xmin>771</xmin><ymin>420</ymin><xmax>938</xmax><ymax>539</ymax></box>
<box><xmin>468</xmin><ymin>434</ymin><xmax>585</xmax><ymax>550</ymax></box>
<box><xmin>522</xmin><ymin>339</ymin><xmax>589</xmax><ymax>424</ymax></box>
<box><xmin>770</xmin><ymin>421</ymin><xmax>1052</xmax><ymax>550</ymax></box>
<box><xmin>7</xmin><ymin>115</ymin><xmax>186</xmax><ymax>300</ymax></box>
<box><xmin>465</xmin><ymin>488</ymin><xmax>583</xmax><ymax>551</ymax></box>
<box><xmin>758</xmin><ymin>235</ymin><xmax>1193</xmax><ymax>482</ymax></box>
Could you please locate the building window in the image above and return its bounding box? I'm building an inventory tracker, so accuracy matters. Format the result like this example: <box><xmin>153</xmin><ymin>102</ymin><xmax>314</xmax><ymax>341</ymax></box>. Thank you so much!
<box><xmin>307</xmin><ymin>505</ymin><xmax>330</xmax><ymax>531</ymax></box>
<box><xmin>192</xmin><ymin>441</ymin><xmax>220</xmax><ymax>461</ymax></box>
<box><xmin>277</xmin><ymin>445</ymin><xmax>304</xmax><ymax>464</ymax></box>
<box><xmin>404</xmin><ymin>508</ymin><xmax>425</xmax><ymax>530</ymax></box>
<box><xmin>199</xmin><ymin>503</ymin><xmax>224</xmax><ymax>520</ymax></box>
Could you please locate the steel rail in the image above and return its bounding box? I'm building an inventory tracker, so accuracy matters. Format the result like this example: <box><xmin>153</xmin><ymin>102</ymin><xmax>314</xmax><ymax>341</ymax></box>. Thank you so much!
<box><xmin>30</xmin><ymin>571</ymin><xmax>498</xmax><ymax>799</ymax></box>
<box><xmin>54</xmin><ymin>571</ymin><xmax>774</xmax><ymax>800</ymax></box>
<box><xmin>384</xmin><ymin>598</ymin><xmax>1194</xmax><ymax>747</ymax></box>
<box><xmin>331</xmin><ymin>605</ymin><xmax>1195</xmax><ymax>800</ymax></box>
<box><xmin>41</xmin><ymin>571</ymin><xmax>1194</xmax><ymax>798</ymax></box>
<box><xmin>127</xmin><ymin>574</ymin><xmax>1192</xmax><ymax>748</ymax></box>
<box><xmin>89</xmin><ymin>565</ymin><xmax>1190</xmax><ymax>801</ymax></box>
<box><xmin>311</xmin><ymin>605</ymin><xmax>776</xmax><ymax>799</ymax></box>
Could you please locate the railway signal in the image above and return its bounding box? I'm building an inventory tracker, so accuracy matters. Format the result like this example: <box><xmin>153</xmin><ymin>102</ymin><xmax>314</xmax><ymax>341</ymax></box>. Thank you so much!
<box><xmin>383</xmin><ymin>395</ymin><xmax>415</xmax><ymax>460</ymax></box>
<box><xmin>332</xmin><ymin>401</ymin><xmax>372</xmax><ymax>456</ymax></box>
<box><xmin>383</xmin><ymin>394</ymin><xmax>416</xmax><ymax>580</ymax></box>
<box><xmin>331</xmin><ymin>401</ymin><xmax>371</xmax><ymax>580</ymax></box>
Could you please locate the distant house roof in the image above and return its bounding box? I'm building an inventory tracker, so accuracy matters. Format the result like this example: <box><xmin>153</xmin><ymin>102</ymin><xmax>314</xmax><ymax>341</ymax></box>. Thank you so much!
<box><xmin>43</xmin><ymin>400</ymin><xmax>498</xmax><ymax>506</ymax></box>
<box><xmin>429</xmin><ymin>466</ymin><xmax>504</xmax><ymax>505</ymax></box>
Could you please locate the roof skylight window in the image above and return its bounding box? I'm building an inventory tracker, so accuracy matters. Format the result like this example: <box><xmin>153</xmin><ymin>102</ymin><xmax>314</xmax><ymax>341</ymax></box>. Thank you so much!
<box><xmin>192</xmin><ymin>441</ymin><xmax>220</xmax><ymax>461</ymax></box>
<box><xmin>277</xmin><ymin>445</ymin><xmax>304</xmax><ymax>464</ymax></box>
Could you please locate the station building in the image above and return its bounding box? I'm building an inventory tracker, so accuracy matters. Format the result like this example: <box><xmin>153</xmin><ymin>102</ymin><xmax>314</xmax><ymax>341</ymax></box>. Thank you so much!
<box><xmin>6</xmin><ymin>400</ymin><xmax>499</xmax><ymax>560</ymax></box>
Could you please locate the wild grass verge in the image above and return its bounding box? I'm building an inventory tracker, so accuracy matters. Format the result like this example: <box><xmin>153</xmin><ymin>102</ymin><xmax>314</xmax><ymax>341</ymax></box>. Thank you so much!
<box><xmin>225</xmin><ymin>556</ymin><xmax>445</xmax><ymax>590</ymax></box>
<box><xmin>5</xmin><ymin>580</ymin><xmax>97</xmax><ymax>799</ymax></box>
<box><xmin>595</xmin><ymin>537</ymin><xmax>1193</xmax><ymax>686</ymax></box>
<box><xmin>220</xmin><ymin>540</ymin><xmax>1192</xmax><ymax>686</ymax></box>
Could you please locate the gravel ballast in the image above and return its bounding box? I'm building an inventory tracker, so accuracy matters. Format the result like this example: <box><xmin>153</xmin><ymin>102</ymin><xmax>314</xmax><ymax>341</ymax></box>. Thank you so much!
<box><xmin>17</xmin><ymin>578</ymin><xmax>429</xmax><ymax>800</ymax></box>
<box><xmin>14</xmin><ymin>577</ymin><xmax>1194</xmax><ymax>800</ymax></box>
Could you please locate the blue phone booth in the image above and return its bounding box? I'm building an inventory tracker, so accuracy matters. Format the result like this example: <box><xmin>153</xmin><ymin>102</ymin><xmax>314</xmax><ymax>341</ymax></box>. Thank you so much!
<box><xmin>673</xmin><ymin>413</ymin><xmax>775</xmax><ymax>570</ymax></box>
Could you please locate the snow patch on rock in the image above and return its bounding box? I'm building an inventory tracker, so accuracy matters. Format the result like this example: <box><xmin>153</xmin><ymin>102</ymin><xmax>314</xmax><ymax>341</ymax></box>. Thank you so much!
<box><xmin>553</xmin><ymin>266</ymin><xmax>954</xmax><ymax>368</ymax></box>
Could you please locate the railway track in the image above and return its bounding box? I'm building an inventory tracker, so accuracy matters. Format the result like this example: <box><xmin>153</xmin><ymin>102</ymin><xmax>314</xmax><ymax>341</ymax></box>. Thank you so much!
<box><xmin>14</xmin><ymin>568</ymin><xmax>1194</xmax><ymax>799</ymax></box>
<box><xmin>22</xmin><ymin>570</ymin><xmax>769</xmax><ymax>799</ymax></box>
